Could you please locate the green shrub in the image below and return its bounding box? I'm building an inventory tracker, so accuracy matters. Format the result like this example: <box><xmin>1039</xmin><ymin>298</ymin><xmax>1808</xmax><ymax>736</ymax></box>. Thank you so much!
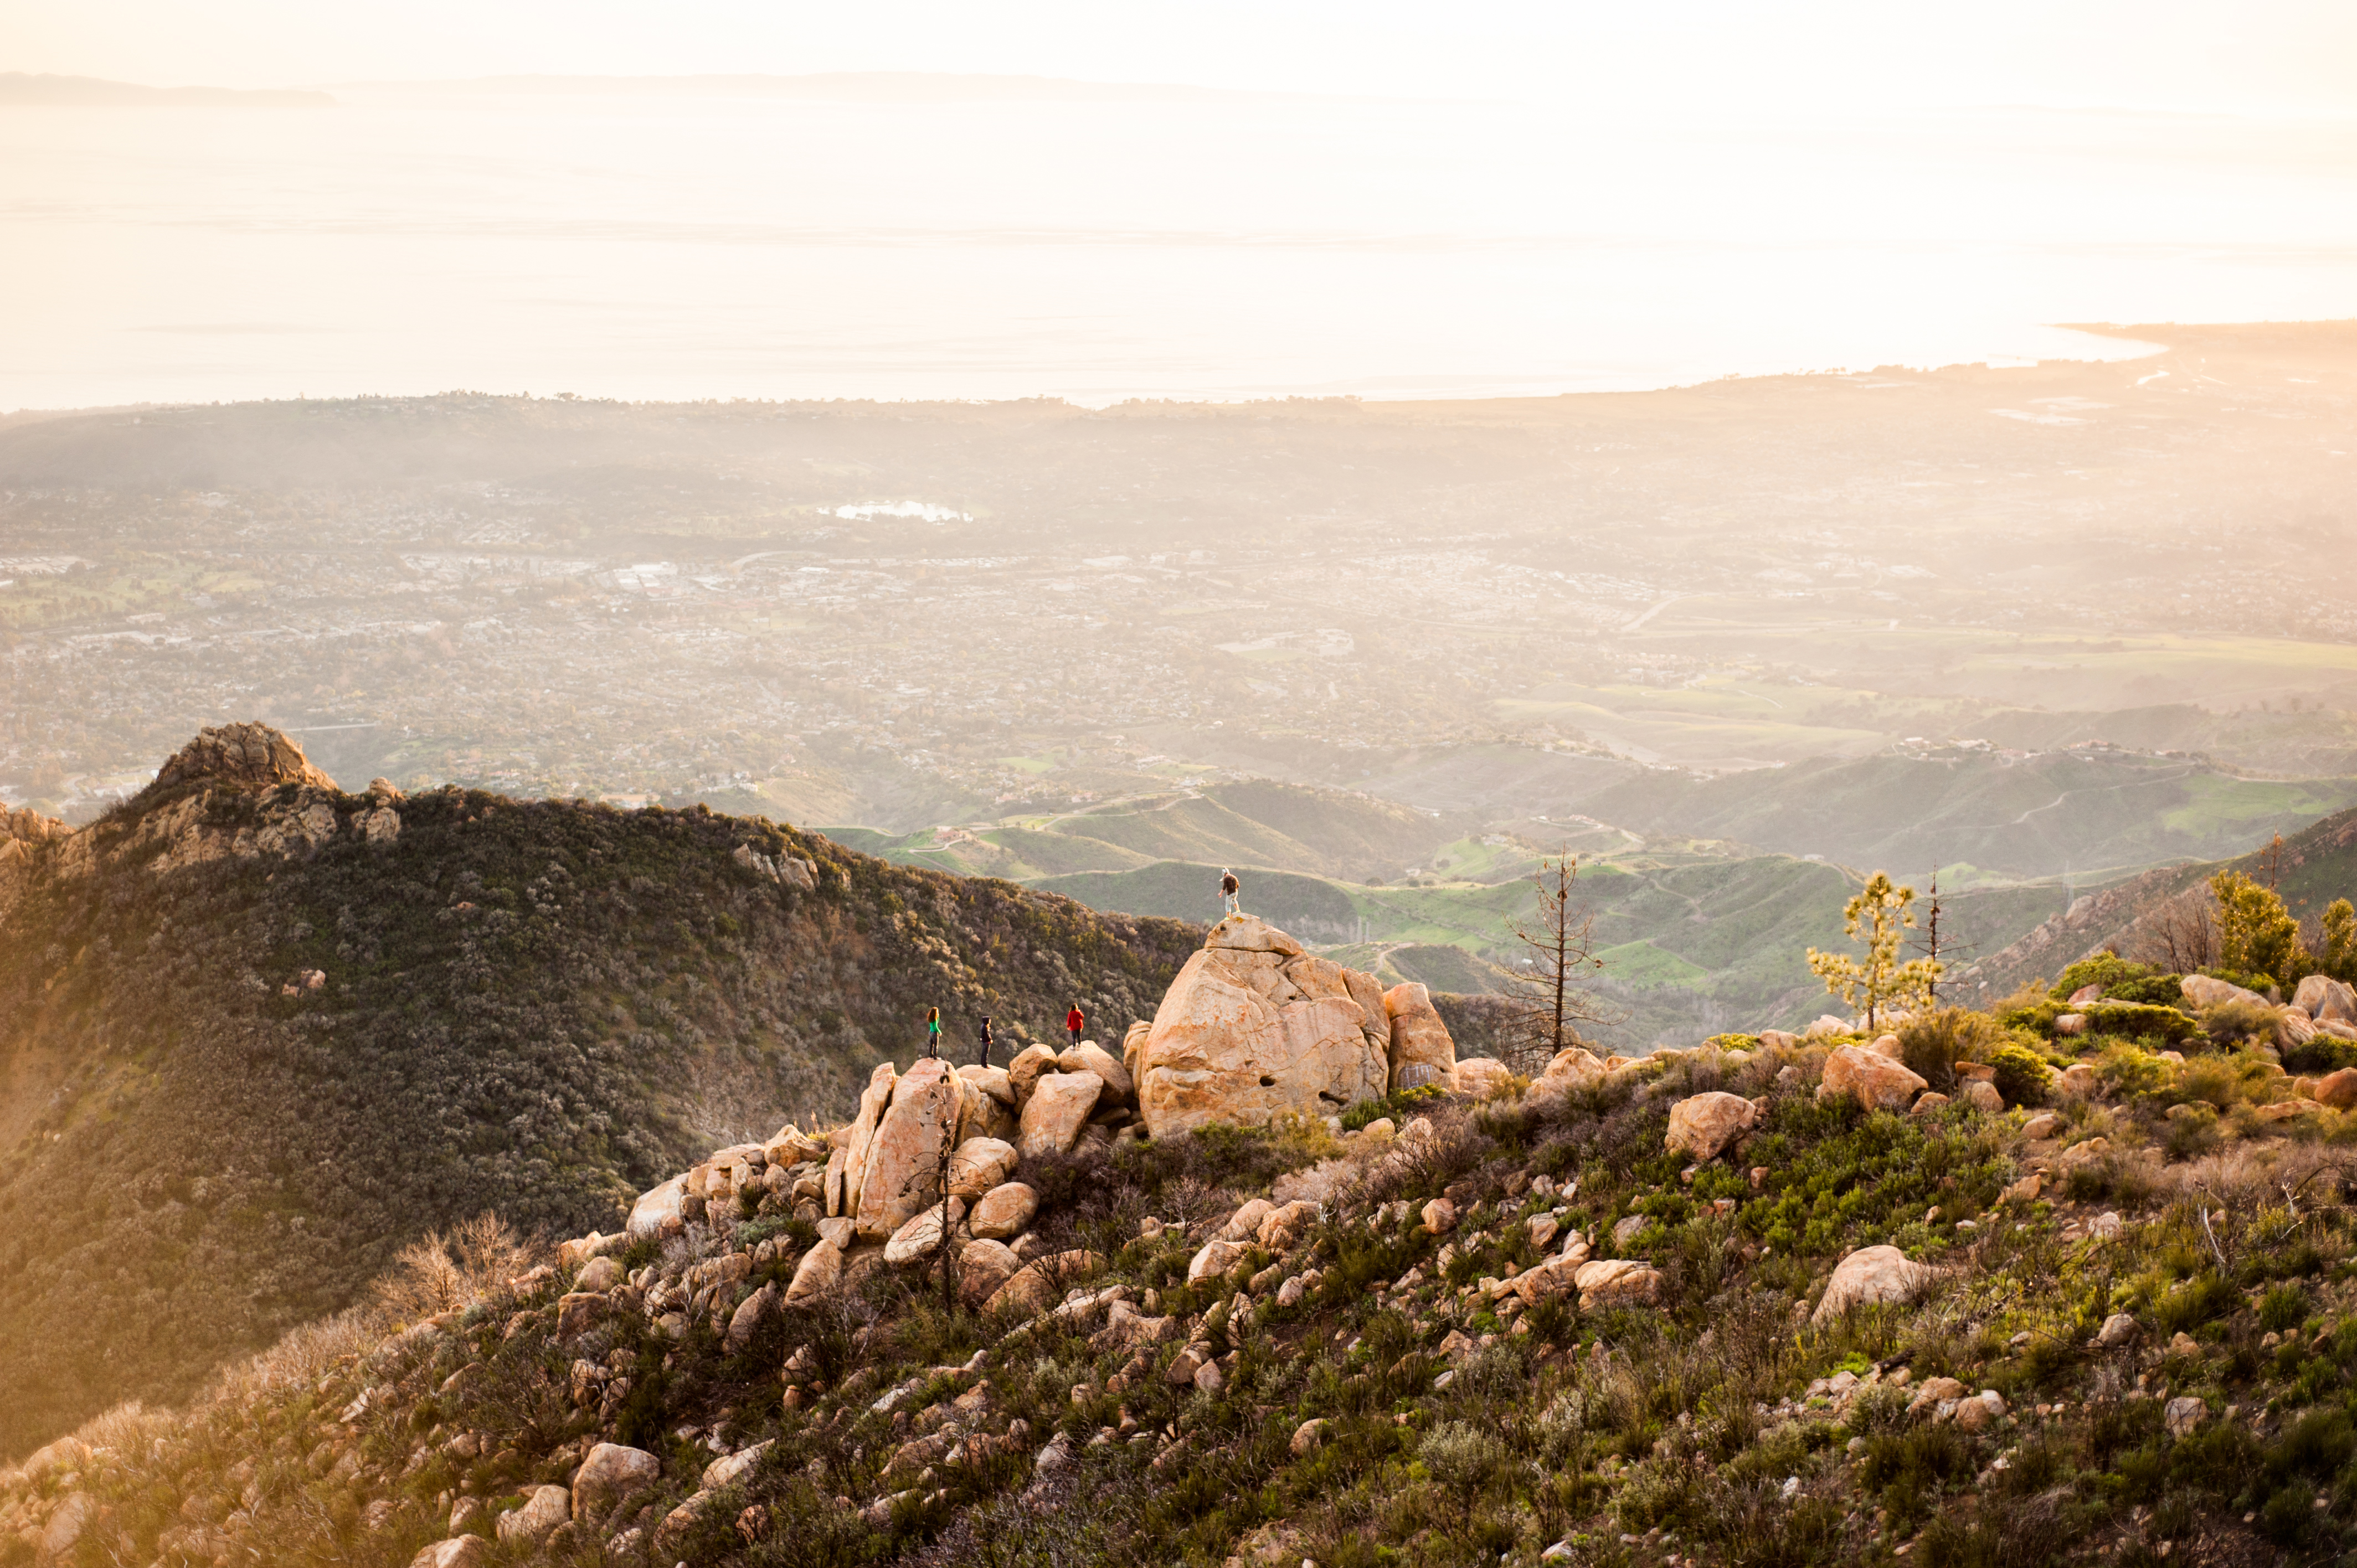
<box><xmin>2080</xmin><ymin>1002</ymin><xmax>2198</xmax><ymax>1045</ymax></box>
<box><xmin>2052</xmin><ymin>954</ymin><xmax>2162</xmax><ymax>1002</ymax></box>
<box><xmin>2200</xmin><ymin>997</ymin><xmax>2279</xmax><ymax>1047</ymax></box>
<box><xmin>2258</xmin><ymin>1282</ymin><xmax>2310</xmax><ymax>1333</ymax></box>
<box><xmin>1989</xmin><ymin>1044</ymin><xmax>2055</xmax><ymax>1107</ymax></box>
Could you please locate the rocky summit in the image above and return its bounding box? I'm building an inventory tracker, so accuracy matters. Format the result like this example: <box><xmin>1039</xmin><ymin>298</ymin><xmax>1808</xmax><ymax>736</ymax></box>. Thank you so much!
<box><xmin>144</xmin><ymin>720</ymin><xmax>342</xmax><ymax>797</ymax></box>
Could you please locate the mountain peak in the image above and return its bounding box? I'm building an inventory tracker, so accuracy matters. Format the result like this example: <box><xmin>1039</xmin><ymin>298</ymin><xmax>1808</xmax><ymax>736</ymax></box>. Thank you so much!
<box><xmin>146</xmin><ymin>723</ymin><xmax>339</xmax><ymax>798</ymax></box>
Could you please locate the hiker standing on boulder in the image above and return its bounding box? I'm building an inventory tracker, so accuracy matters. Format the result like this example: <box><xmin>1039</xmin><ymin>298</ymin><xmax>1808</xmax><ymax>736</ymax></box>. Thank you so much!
<box><xmin>1065</xmin><ymin>1002</ymin><xmax>1085</xmax><ymax>1048</ymax></box>
<box><xmin>1221</xmin><ymin>868</ymin><xmax>1241</xmax><ymax>915</ymax></box>
<box><xmin>924</xmin><ymin>1006</ymin><xmax>942</xmax><ymax>1060</ymax></box>
<box><xmin>977</xmin><ymin>1016</ymin><xmax>995</xmax><ymax>1069</ymax></box>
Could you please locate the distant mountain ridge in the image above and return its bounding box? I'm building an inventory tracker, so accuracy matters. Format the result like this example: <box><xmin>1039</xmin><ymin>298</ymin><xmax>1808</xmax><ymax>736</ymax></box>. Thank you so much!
<box><xmin>0</xmin><ymin>73</ymin><xmax>334</xmax><ymax>107</ymax></box>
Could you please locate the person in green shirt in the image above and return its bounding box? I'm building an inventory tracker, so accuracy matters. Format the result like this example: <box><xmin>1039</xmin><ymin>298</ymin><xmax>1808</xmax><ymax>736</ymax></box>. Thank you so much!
<box><xmin>924</xmin><ymin>1006</ymin><xmax>942</xmax><ymax>1060</ymax></box>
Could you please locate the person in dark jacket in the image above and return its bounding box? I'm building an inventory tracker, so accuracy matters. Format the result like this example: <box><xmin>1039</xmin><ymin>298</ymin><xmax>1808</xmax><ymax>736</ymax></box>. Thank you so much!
<box><xmin>1066</xmin><ymin>1003</ymin><xmax>1085</xmax><ymax>1047</ymax></box>
<box><xmin>977</xmin><ymin>1016</ymin><xmax>995</xmax><ymax>1069</ymax></box>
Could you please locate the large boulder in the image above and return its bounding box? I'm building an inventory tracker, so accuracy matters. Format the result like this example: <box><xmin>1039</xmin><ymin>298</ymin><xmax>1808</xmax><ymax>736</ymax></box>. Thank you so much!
<box><xmin>573</xmin><ymin>1443</ymin><xmax>661</xmax><ymax>1520</ymax></box>
<box><xmin>1018</xmin><ymin>1071</ymin><xmax>1103</xmax><ymax>1157</ymax></box>
<box><xmin>1383</xmin><ymin>982</ymin><xmax>1458</xmax><ymax>1091</ymax></box>
<box><xmin>1137</xmin><ymin>915</ymin><xmax>1394</xmax><ymax>1137</ymax></box>
<box><xmin>2181</xmin><ymin>973</ymin><xmax>2267</xmax><ymax>1009</ymax></box>
<box><xmin>785</xmin><ymin>1233</ymin><xmax>845</xmax><ymax>1302</ymax></box>
<box><xmin>1006</xmin><ymin>1044</ymin><xmax>1061</xmax><ymax>1106</ymax></box>
<box><xmin>1664</xmin><ymin>1092</ymin><xmax>1758</xmax><ymax>1160</ymax></box>
<box><xmin>410</xmin><ymin>1542</ymin><xmax>490</xmax><ymax>1568</ymax></box>
<box><xmin>959</xmin><ymin>1239</ymin><xmax>1022</xmax><ymax>1305</ymax></box>
<box><xmin>856</xmin><ymin>1059</ymin><xmax>960</xmax><ymax>1240</ymax></box>
<box><xmin>1813</xmin><ymin>1244</ymin><xmax>1937</xmax><ymax>1322</ymax></box>
<box><xmin>884</xmin><ymin>1200</ymin><xmax>966</xmax><ymax>1265</ymax></box>
<box><xmin>2294</xmin><ymin>974</ymin><xmax>2357</xmax><ymax>1024</ymax></box>
<box><xmin>984</xmin><ymin>1250</ymin><xmax>1104</xmax><ymax>1317</ymax></box>
<box><xmin>1572</xmin><ymin>1259</ymin><xmax>1661</xmax><ymax>1309</ymax></box>
<box><xmin>1817</xmin><ymin>1045</ymin><xmax>1927</xmax><ymax>1112</ymax></box>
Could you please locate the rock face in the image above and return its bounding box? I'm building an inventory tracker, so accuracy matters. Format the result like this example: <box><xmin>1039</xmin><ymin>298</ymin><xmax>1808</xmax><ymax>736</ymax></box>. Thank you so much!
<box><xmin>1817</xmin><ymin>1045</ymin><xmax>1927</xmax><ymax>1112</ymax></box>
<box><xmin>146</xmin><ymin>722</ymin><xmax>339</xmax><ymax>796</ymax></box>
<box><xmin>1813</xmin><ymin>1244</ymin><xmax>1937</xmax><ymax>1322</ymax></box>
<box><xmin>1138</xmin><ymin>915</ymin><xmax>1412</xmax><ymax>1137</ymax></box>
<box><xmin>1382</xmin><ymin>983</ymin><xmax>1458</xmax><ymax>1091</ymax></box>
<box><xmin>1664</xmin><ymin>1092</ymin><xmax>1759</xmax><ymax>1161</ymax></box>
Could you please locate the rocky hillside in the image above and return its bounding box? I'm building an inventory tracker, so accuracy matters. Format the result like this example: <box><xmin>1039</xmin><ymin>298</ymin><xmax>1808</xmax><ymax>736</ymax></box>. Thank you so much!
<box><xmin>0</xmin><ymin>725</ymin><xmax>1200</xmax><ymax>1460</ymax></box>
<box><xmin>1964</xmin><ymin>804</ymin><xmax>2357</xmax><ymax>1000</ymax></box>
<box><xmin>19</xmin><ymin>961</ymin><xmax>2357</xmax><ymax>1568</ymax></box>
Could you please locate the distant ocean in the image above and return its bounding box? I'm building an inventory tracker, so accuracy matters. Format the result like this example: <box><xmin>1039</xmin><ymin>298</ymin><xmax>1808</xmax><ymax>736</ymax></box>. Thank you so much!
<box><xmin>3</xmin><ymin>79</ymin><xmax>2353</xmax><ymax>410</ymax></box>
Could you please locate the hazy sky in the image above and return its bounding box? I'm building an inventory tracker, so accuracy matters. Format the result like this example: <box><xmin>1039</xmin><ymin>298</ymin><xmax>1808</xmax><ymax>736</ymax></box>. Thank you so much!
<box><xmin>8</xmin><ymin>0</ymin><xmax>2356</xmax><ymax>115</ymax></box>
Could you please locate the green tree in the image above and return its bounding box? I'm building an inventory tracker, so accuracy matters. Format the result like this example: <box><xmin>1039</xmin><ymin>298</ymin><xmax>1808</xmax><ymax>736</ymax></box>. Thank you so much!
<box><xmin>2320</xmin><ymin>898</ymin><xmax>2356</xmax><ymax>984</ymax></box>
<box><xmin>2210</xmin><ymin>868</ymin><xmax>2305</xmax><ymax>985</ymax></box>
<box><xmin>1807</xmin><ymin>872</ymin><xmax>1941</xmax><ymax>1033</ymax></box>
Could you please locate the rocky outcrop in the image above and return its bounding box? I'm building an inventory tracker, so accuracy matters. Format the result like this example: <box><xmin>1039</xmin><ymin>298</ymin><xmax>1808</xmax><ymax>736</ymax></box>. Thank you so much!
<box><xmin>1136</xmin><ymin>915</ymin><xmax>1445</xmax><ymax>1136</ymax></box>
<box><xmin>145</xmin><ymin>721</ymin><xmax>339</xmax><ymax>797</ymax></box>
<box><xmin>2293</xmin><ymin>974</ymin><xmax>2357</xmax><ymax>1024</ymax></box>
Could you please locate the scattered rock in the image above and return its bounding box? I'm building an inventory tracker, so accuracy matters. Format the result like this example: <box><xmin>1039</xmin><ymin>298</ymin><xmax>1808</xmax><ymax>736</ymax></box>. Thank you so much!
<box><xmin>1452</xmin><ymin>1058</ymin><xmax>1515</xmax><ymax>1098</ymax></box>
<box><xmin>1532</xmin><ymin>1045</ymin><xmax>1607</xmax><ymax>1097</ymax></box>
<box><xmin>959</xmin><ymin>1239</ymin><xmax>1022</xmax><ymax>1305</ymax></box>
<box><xmin>626</xmin><ymin>1175</ymin><xmax>687</xmax><ymax>1239</ymax></box>
<box><xmin>493</xmin><ymin>1485</ymin><xmax>570</xmax><ymax>1546</ymax></box>
<box><xmin>1664</xmin><ymin>1091</ymin><xmax>1759</xmax><ymax>1160</ymax></box>
<box><xmin>1289</xmin><ymin>1418</ymin><xmax>1330</xmax><ymax>1456</ymax></box>
<box><xmin>2164</xmin><ymin>1395</ymin><xmax>2208</xmax><ymax>1439</ymax></box>
<box><xmin>572</xmin><ymin>1443</ymin><xmax>660</xmax><ymax>1521</ymax></box>
<box><xmin>1188</xmin><ymin>1238</ymin><xmax>1250</xmax><ymax>1286</ymax></box>
<box><xmin>1951</xmin><ymin>1390</ymin><xmax>2004</xmax><ymax>1434</ymax></box>
<box><xmin>1572</xmin><ymin>1259</ymin><xmax>1661</xmax><ymax>1309</ymax></box>
<box><xmin>575</xmin><ymin>1254</ymin><xmax>624</xmax><ymax>1293</ymax></box>
<box><xmin>2096</xmin><ymin>1313</ymin><xmax>2140</xmax><ymax>1348</ymax></box>
<box><xmin>1813</xmin><ymin>1245</ymin><xmax>1937</xmax><ymax>1323</ymax></box>
<box><xmin>724</xmin><ymin>1281</ymin><xmax>779</xmax><ymax>1350</ymax></box>
<box><xmin>970</xmin><ymin>1181</ymin><xmax>1039</xmax><ymax>1240</ymax></box>
<box><xmin>1816</xmin><ymin>1045</ymin><xmax>1927</xmax><ymax>1112</ymax></box>
<box><xmin>1421</xmin><ymin>1198</ymin><xmax>1458</xmax><ymax>1236</ymax></box>
<box><xmin>785</xmin><ymin>1234</ymin><xmax>845</xmax><ymax>1302</ymax></box>
<box><xmin>1910</xmin><ymin>1092</ymin><xmax>1949</xmax><ymax>1116</ymax></box>
<box><xmin>554</xmin><ymin>1292</ymin><xmax>609</xmax><ymax>1341</ymax></box>
<box><xmin>1223</xmin><ymin>1198</ymin><xmax>1276</xmax><ymax>1242</ymax></box>
<box><xmin>2019</xmin><ymin>1112</ymin><xmax>2061</xmax><ymax>1139</ymax></box>
<box><xmin>984</xmin><ymin>1250</ymin><xmax>1104</xmax><ymax>1317</ymax></box>
<box><xmin>409</xmin><ymin>1541</ymin><xmax>491</xmax><ymax>1568</ymax></box>
<box><xmin>2313</xmin><ymin>1069</ymin><xmax>2357</xmax><ymax>1110</ymax></box>
<box><xmin>2054</xmin><ymin>1013</ymin><xmax>2087</xmax><ymax>1036</ymax></box>
<box><xmin>1959</xmin><ymin>1079</ymin><xmax>2004</xmax><ymax>1115</ymax></box>
<box><xmin>2056</xmin><ymin>1063</ymin><xmax>2099</xmax><ymax>1097</ymax></box>
<box><xmin>702</xmin><ymin>1440</ymin><xmax>774</xmax><ymax>1490</ymax></box>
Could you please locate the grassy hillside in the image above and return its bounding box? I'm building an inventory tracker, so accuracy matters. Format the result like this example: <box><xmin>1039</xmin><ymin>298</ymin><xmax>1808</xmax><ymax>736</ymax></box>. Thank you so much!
<box><xmin>0</xmin><ymin>760</ymin><xmax>1199</xmax><ymax>1459</ymax></box>
<box><xmin>32</xmin><ymin>1013</ymin><xmax>2357</xmax><ymax>1567</ymax></box>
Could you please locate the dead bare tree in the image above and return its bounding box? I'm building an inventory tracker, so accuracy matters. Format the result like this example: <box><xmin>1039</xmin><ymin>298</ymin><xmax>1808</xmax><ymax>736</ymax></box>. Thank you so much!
<box><xmin>1501</xmin><ymin>850</ymin><xmax>1622</xmax><ymax>1074</ymax></box>
<box><xmin>2135</xmin><ymin>888</ymin><xmax>2217</xmax><ymax>973</ymax></box>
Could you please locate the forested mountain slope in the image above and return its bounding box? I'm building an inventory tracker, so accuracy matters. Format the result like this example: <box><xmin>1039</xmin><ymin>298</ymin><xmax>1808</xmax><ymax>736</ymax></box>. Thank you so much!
<box><xmin>0</xmin><ymin>727</ymin><xmax>1197</xmax><ymax>1458</ymax></box>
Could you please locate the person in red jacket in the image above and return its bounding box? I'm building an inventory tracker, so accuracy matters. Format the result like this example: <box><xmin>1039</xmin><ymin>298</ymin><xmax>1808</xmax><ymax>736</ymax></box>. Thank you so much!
<box><xmin>1065</xmin><ymin>1003</ymin><xmax>1085</xmax><ymax>1048</ymax></box>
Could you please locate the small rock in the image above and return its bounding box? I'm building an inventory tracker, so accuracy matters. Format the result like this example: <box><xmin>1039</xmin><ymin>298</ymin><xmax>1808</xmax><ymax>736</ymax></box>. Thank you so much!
<box><xmin>409</xmin><ymin>1541</ymin><xmax>491</xmax><ymax>1568</ymax></box>
<box><xmin>493</xmin><ymin>1485</ymin><xmax>570</xmax><ymax>1546</ymax></box>
<box><xmin>970</xmin><ymin>1181</ymin><xmax>1039</xmax><ymax>1240</ymax></box>
<box><xmin>1959</xmin><ymin>1080</ymin><xmax>2003</xmax><ymax>1115</ymax></box>
<box><xmin>2164</xmin><ymin>1395</ymin><xmax>2207</xmax><ymax>1438</ymax></box>
<box><xmin>1813</xmin><ymin>1245</ymin><xmax>1937</xmax><ymax>1323</ymax></box>
<box><xmin>1421</xmin><ymin>1198</ymin><xmax>1458</xmax><ymax>1236</ymax></box>
<box><xmin>2019</xmin><ymin>1112</ymin><xmax>2061</xmax><ymax>1139</ymax></box>
<box><xmin>1664</xmin><ymin>1091</ymin><xmax>1760</xmax><ymax>1161</ymax></box>
<box><xmin>1289</xmin><ymin>1418</ymin><xmax>1330</xmax><ymax>1456</ymax></box>
<box><xmin>2095</xmin><ymin>1312</ymin><xmax>2139</xmax><ymax>1348</ymax></box>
